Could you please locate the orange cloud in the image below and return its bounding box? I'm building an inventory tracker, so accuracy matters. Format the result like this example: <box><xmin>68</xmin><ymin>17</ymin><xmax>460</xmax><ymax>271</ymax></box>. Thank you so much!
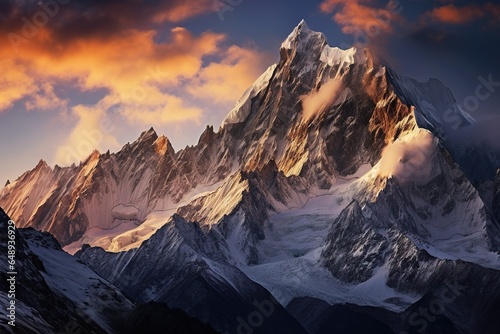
<box><xmin>119</xmin><ymin>94</ymin><xmax>203</xmax><ymax>125</ymax></box>
<box><xmin>8</xmin><ymin>27</ymin><xmax>225</xmax><ymax>92</ymax></box>
<box><xmin>420</xmin><ymin>3</ymin><xmax>500</xmax><ymax>26</ymax></box>
<box><xmin>187</xmin><ymin>46</ymin><xmax>272</xmax><ymax>104</ymax></box>
<box><xmin>54</xmin><ymin>102</ymin><xmax>121</xmax><ymax>166</ymax></box>
<box><xmin>0</xmin><ymin>27</ymin><xmax>225</xmax><ymax>115</ymax></box>
<box><xmin>0</xmin><ymin>18</ymin><xmax>271</xmax><ymax>165</ymax></box>
<box><xmin>152</xmin><ymin>0</ymin><xmax>222</xmax><ymax>23</ymax></box>
<box><xmin>2</xmin><ymin>25</ymin><xmax>271</xmax><ymax>112</ymax></box>
<box><xmin>320</xmin><ymin>0</ymin><xmax>403</xmax><ymax>35</ymax></box>
<box><xmin>0</xmin><ymin>59</ymin><xmax>36</xmax><ymax>111</ymax></box>
<box><xmin>424</xmin><ymin>4</ymin><xmax>484</xmax><ymax>24</ymax></box>
<box><xmin>0</xmin><ymin>1</ymin><xmax>272</xmax><ymax>168</ymax></box>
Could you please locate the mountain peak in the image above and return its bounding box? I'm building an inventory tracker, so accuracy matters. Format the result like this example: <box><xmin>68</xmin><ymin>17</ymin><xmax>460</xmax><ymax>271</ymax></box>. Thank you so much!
<box><xmin>35</xmin><ymin>159</ymin><xmax>49</xmax><ymax>170</ymax></box>
<box><xmin>154</xmin><ymin>135</ymin><xmax>174</xmax><ymax>155</ymax></box>
<box><xmin>79</xmin><ymin>150</ymin><xmax>100</xmax><ymax>167</ymax></box>
<box><xmin>146</xmin><ymin>126</ymin><xmax>157</xmax><ymax>136</ymax></box>
<box><xmin>281</xmin><ymin>20</ymin><xmax>366</xmax><ymax>67</ymax></box>
<box><xmin>281</xmin><ymin>19</ymin><xmax>325</xmax><ymax>50</ymax></box>
<box><xmin>198</xmin><ymin>125</ymin><xmax>215</xmax><ymax>146</ymax></box>
<box><xmin>297</xmin><ymin>19</ymin><xmax>310</xmax><ymax>32</ymax></box>
<box><xmin>137</xmin><ymin>127</ymin><xmax>159</xmax><ymax>143</ymax></box>
<box><xmin>89</xmin><ymin>149</ymin><xmax>100</xmax><ymax>161</ymax></box>
<box><xmin>4</xmin><ymin>180</ymin><xmax>10</xmax><ymax>187</ymax></box>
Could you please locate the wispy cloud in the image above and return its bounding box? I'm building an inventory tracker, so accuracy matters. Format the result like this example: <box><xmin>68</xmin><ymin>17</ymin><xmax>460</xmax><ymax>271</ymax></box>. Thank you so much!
<box><xmin>54</xmin><ymin>102</ymin><xmax>121</xmax><ymax>166</ymax></box>
<box><xmin>187</xmin><ymin>46</ymin><xmax>273</xmax><ymax>104</ymax></box>
<box><xmin>378</xmin><ymin>130</ymin><xmax>437</xmax><ymax>185</ymax></box>
<box><xmin>301</xmin><ymin>77</ymin><xmax>343</xmax><ymax>121</ymax></box>
<box><xmin>420</xmin><ymin>3</ymin><xmax>500</xmax><ymax>26</ymax></box>
<box><xmin>319</xmin><ymin>0</ymin><xmax>402</xmax><ymax>35</ymax></box>
<box><xmin>422</xmin><ymin>4</ymin><xmax>484</xmax><ymax>24</ymax></box>
<box><xmin>25</xmin><ymin>82</ymin><xmax>68</xmax><ymax>112</ymax></box>
<box><xmin>0</xmin><ymin>59</ymin><xmax>35</xmax><ymax>111</ymax></box>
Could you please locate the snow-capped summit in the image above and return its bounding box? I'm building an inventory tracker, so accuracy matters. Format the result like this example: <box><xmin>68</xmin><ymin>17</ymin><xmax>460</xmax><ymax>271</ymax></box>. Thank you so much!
<box><xmin>281</xmin><ymin>20</ymin><xmax>366</xmax><ymax>70</ymax></box>
<box><xmin>281</xmin><ymin>19</ymin><xmax>324</xmax><ymax>50</ymax></box>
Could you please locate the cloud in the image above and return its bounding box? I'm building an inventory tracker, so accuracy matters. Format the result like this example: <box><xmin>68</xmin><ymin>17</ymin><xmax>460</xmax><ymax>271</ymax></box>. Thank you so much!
<box><xmin>0</xmin><ymin>25</ymin><xmax>270</xmax><ymax>120</ymax></box>
<box><xmin>420</xmin><ymin>3</ymin><xmax>500</xmax><ymax>26</ymax></box>
<box><xmin>117</xmin><ymin>92</ymin><xmax>204</xmax><ymax>125</ymax></box>
<box><xmin>0</xmin><ymin>1</ymin><xmax>272</xmax><ymax>166</ymax></box>
<box><xmin>301</xmin><ymin>77</ymin><xmax>344</xmax><ymax>121</ymax></box>
<box><xmin>422</xmin><ymin>4</ymin><xmax>484</xmax><ymax>24</ymax></box>
<box><xmin>378</xmin><ymin>130</ymin><xmax>437</xmax><ymax>185</ymax></box>
<box><xmin>0</xmin><ymin>27</ymin><xmax>227</xmax><ymax>126</ymax></box>
<box><xmin>187</xmin><ymin>46</ymin><xmax>272</xmax><ymax>105</ymax></box>
<box><xmin>37</xmin><ymin>28</ymin><xmax>223</xmax><ymax>92</ymax></box>
<box><xmin>25</xmin><ymin>82</ymin><xmax>68</xmax><ymax>112</ymax></box>
<box><xmin>0</xmin><ymin>59</ymin><xmax>36</xmax><ymax>111</ymax></box>
<box><xmin>0</xmin><ymin>0</ymin><xmax>219</xmax><ymax>42</ymax></box>
<box><xmin>151</xmin><ymin>0</ymin><xmax>222</xmax><ymax>23</ymax></box>
<box><xmin>54</xmin><ymin>102</ymin><xmax>121</xmax><ymax>166</ymax></box>
<box><xmin>319</xmin><ymin>0</ymin><xmax>403</xmax><ymax>35</ymax></box>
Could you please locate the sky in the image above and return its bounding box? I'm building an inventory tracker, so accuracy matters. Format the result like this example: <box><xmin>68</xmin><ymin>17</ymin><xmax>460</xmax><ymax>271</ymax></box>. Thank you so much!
<box><xmin>1</xmin><ymin>0</ymin><xmax>499</xmax><ymax>186</ymax></box>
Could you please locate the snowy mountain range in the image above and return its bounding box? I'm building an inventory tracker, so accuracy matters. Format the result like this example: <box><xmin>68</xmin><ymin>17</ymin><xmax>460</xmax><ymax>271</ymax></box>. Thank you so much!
<box><xmin>2</xmin><ymin>21</ymin><xmax>500</xmax><ymax>333</ymax></box>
